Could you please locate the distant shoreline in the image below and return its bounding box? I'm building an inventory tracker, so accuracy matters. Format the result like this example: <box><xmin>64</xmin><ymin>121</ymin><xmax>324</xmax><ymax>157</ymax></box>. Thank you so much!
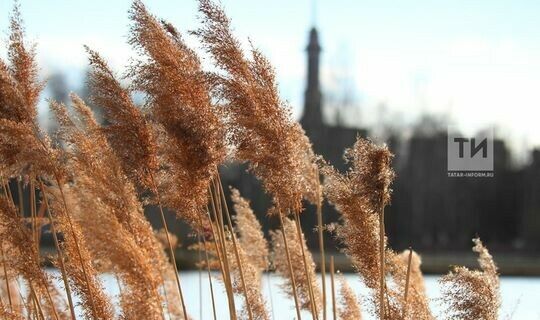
<box><xmin>39</xmin><ymin>246</ymin><xmax>540</xmax><ymax>276</ymax></box>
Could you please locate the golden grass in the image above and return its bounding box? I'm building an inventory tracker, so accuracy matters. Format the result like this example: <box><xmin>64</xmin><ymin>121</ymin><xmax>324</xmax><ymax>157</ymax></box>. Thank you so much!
<box><xmin>0</xmin><ymin>1</ymin><xmax>501</xmax><ymax>319</ymax></box>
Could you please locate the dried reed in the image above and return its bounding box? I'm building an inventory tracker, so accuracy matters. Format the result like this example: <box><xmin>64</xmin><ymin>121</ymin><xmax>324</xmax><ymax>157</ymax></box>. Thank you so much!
<box><xmin>231</xmin><ymin>188</ymin><xmax>269</xmax><ymax>278</ymax></box>
<box><xmin>271</xmin><ymin>216</ymin><xmax>321</xmax><ymax>314</ymax></box>
<box><xmin>323</xmin><ymin>137</ymin><xmax>394</xmax><ymax>318</ymax></box>
<box><xmin>196</xmin><ymin>0</ymin><xmax>318</xmax><ymax>211</ymax></box>
<box><xmin>85</xmin><ymin>45</ymin><xmax>188</xmax><ymax>319</ymax></box>
<box><xmin>337</xmin><ymin>274</ymin><xmax>362</xmax><ymax>320</ymax></box>
<box><xmin>129</xmin><ymin>0</ymin><xmax>225</xmax><ymax>230</ymax></box>
<box><xmin>0</xmin><ymin>2</ymin><xmax>503</xmax><ymax>320</ymax></box>
<box><xmin>0</xmin><ymin>198</ymin><xmax>62</xmax><ymax>319</ymax></box>
<box><xmin>440</xmin><ymin>238</ymin><xmax>500</xmax><ymax>320</ymax></box>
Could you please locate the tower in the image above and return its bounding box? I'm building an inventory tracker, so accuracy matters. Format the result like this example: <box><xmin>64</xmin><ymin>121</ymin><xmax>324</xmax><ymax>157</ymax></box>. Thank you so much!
<box><xmin>300</xmin><ymin>27</ymin><xmax>324</xmax><ymax>152</ymax></box>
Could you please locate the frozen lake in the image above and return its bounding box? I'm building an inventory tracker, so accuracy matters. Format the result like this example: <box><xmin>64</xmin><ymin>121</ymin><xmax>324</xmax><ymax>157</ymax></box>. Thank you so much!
<box><xmin>54</xmin><ymin>271</ymin><xmax>540</xmax><ymax>319</ymax></box>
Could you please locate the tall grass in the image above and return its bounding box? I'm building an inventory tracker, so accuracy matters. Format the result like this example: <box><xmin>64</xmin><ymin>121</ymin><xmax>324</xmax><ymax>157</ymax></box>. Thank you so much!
<box><xmin>0</xmin><ymin>1</ymin><xmax>500</xmax><ymax>319</ymax></box>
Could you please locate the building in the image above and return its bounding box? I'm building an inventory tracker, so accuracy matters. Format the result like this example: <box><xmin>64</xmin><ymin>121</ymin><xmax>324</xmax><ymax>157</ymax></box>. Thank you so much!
<box><xmin>220</xmin><ymin>25</ymin><xmax>540</xmax><ymax>255</ymax></box>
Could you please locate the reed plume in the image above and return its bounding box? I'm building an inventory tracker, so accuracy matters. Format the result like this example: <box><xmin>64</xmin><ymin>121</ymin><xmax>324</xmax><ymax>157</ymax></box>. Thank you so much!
<box><xmin>0</xmin><ymin>6</ymin><xmax>61</xmax><ymax>179</ymax></box>
<box><xmin>129</xmin><ymin>0</ymin><xmax>226</xmax><ymax>229</ymax></box>
<box><xmin>440</xmin><ymin>238</ymin><xmax>500</xmax><ymax>320</ymax></box>
<box><xmin>84</xmin><ymin>48</ymin><xmax>181</xmax><ymax>285</ymax></box>
<box><xmin>85</xmin><ymin>43</ymin><xmax>190</xmax><ymax>319</ymax></box>
<box><xmin>0</xmin><ymin>6</ymin><xmax>98</xmax><ymax>319</ymax></box>
<box><xmin>231</xmin><ymin>188</ymin><xmax>269</xmax><ymax>277</ymax></box>
<box><xmin>395</xmin><ymin>248</ymin><xmax>432</xmax><ymax>319</ymax></box>
<box><xmin>51</xmin><ymin>95</ymin><xmax>167</xmax><ymax>273</ymax></box>
<box><xmin>0</xmin><ymin>198</ymin><xmax>66</xmax><ymax>319</ymax></box>
<box><xmin>44</xmin><ymin>188</ymin><xmax>114</xmax><ymax>320</ymax></box>
<box><xmin>50</xmin><ymin>96</ymin><xmax>167</xmax><ymax>319</ymax></box>
<box><xmin>323</xmin><ymin>137</ymin><xmax>394</xmax><ymax>288</ymax></box>
<box><xmin>337</xmin><ymin>274</ymin><xmax>362</xmax><ymax>320</ymax></box>
<box><xmin>196</xmin><ymin>0</ymin><xmax>318</xmax><ymax>211</ymax></box>
<box><xmin>385</xmin><ymin>250</ymin><xmax>433</xmax><ymax>320</ymax></box>
<box><xmin>271</xmin><ymin>217</ymin><xmax>321</xmax><ymax>313</ymax></box>
<box><xmin>85</xmin><ymin>46</ymin><xmax>157</xmax><ymax>190</ymax></box>
<box><xmin>2</xmin><ymin>4</ymin><xmax>41</xmax><ymax>124</ymax></box>
<box><xmin>323</xmin><ymin>137</ymin><xmax>395</xmax><ymax>319</ymax></box>
<box><xmin>0</xmin><ymin>299</ymin><xmax>23</xmax><ymax>320</ymax></box>
<box><xmin>62</xmin><ymin>181</ymin><xmax>163</xmax><ymax>319</ymax></box>
<box><xmin>223</xmin><ymin>236</ymin><xmax>269</xmax><ymax>320</ymax></box>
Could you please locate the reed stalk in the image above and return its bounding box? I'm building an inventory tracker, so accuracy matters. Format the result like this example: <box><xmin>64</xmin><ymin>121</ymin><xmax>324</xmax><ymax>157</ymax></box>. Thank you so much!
<box><xmin>379</xmin><ymin>203</ymin><xmax>386</xmax><ymax>320</ymax></box>
<box><xmin>215</xmin><ymin>175</ymin><xmax>254</xmax><ymax>320</ymax></box>
<box><xmin>402</xmin><ymin>247</ymin><xmax>413</xmax><ymax>319</ymax></box>
<box><xmin>54</xmin><ymin>176</ymin><xmax>99</xmax><ymax>319</ymax></box>
<box><xmin>28</xmin><ymin>284</ymin><xmax>44</xmax><ymax>320</ymax></box>
<box><xmin>39</xmin><ymin>181</ymin><xmax>76</xmax><ymax>320</ymax></box>
<box><xmin>330</xmin><ymin>256</ymin><xmax>336</xmax><ymax>320</ymax></box>
<box><xmin>0</xmin><ymin>180</ymin><xmax>59</xmax><ymax>320</ymax></box>
<box><xmin>2</xmin><ymin>181</ymin><xmax>14</xmax><ymax>206</ymax></box>
<box><xmin>16</xmin><ymin>180</ymin><xmax>24</xmax><ymax>217</ymax></box>
<box><xmin>149</xmin><ymin>173</ymin><xmax>188</xmax><ymax>319</ymax></box>
<box><xmin>25</xmin><ymin>115</ymin><xmax>100</xmax><ymax>317</ymax></box>
<box><xmin>198</xmin><ymin>232</ymin><xmax>203</xmax><ymax>320</ymax></box>
<box><xmin>3</xmin><ymin>180</ymin><xmax>61</xmax><ymax>320</ymax></box>
<box><xmin>198</xmin><ymin>215</ymin><xmax>218</xmax><ymax>320</ymax></box>
<box><xmin>15</xmin><ymin>281</ymin><xmax>30</xmax><ymax>316</ymax></box>
<box><xmin>30</xmin><ymin>180</ymin><xmax>37</xmax><ymax>251</ymax></box>
<box><xmin>1</xmin><ymin>245</ymin><xmax>13</xmax><ymax>312</ymax></box>
<box><xmin>316</xmin><ymin>173</ymin><xmax>327</xmax><ymax>320</ymax></box>
<box><xmin>293</xmin><ymin>210</ymin><xmax>319</xmax><ymax>319</ymax></box>
<box><xmin>277</xmin><ymin>210</ymin><xmax>302</xmax><ymax>320</ymax></box>
<box><xmin>266</xmin><ymin>273</ymin><xmax>275</xmax><ymax>320</ymax></box>
<box><xmin>207</xmin><ymin>188</ymin><xmax>237</xmax><ymax>320</ymax></box>
<box><xmin>159</xmin><ymin>273</ymin><xmax>172</xmax><ymax>320</ymax></box>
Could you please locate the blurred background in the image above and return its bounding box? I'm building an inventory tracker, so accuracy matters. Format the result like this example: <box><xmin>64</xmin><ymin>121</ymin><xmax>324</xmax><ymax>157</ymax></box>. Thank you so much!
<box><xmin>1</xmin><ymin>0</ymin><xmax>539</xmax><ymax>275</ymax></box>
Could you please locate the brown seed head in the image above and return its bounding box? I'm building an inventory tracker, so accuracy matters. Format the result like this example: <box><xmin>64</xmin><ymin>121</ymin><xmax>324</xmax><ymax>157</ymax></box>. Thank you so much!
<box><xmin>85</xmin><ymin>46</ymin><xmax>158</xmax><ymax>190</ymax></box>
<box><xmin>129</xmin><ymin>0</ymin><xmax>226</xmax><ymax>228</ymax></box>
<box><xmin>196</xmin><ymin>0</ymin><xmax>318</xmax><ymax>211</ymax></box>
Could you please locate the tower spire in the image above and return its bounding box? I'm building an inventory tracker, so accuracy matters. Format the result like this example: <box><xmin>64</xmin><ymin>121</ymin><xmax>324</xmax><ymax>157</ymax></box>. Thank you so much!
<box><xmin>300</xmin><ymin>26</ymin><xmax>323</xmax><ymax>130</ymax></box>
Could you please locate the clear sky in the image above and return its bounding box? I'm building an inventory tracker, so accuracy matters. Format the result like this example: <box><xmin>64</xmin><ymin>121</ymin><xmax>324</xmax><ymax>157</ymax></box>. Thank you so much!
<box><xmin>1</xmin><ymin>0</ymin><xmax>539</xmax><ymax>158</ymax></box>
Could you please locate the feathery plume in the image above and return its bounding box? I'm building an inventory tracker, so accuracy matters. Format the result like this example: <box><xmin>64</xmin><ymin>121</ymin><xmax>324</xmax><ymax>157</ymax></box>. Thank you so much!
<box><xmin>50</xmin><ymin>96</ymin><xmax>167</xmax><ymax>318</ymax></box>
<box><xmin>0</xmin><ymin>198</ymin><xmax>65</xmax><ymax>319</ymax></box>
<box><xmin>224</xmin><ymin>237</ymin><xmax>269</xmax><ymax>320</ymax></box>
<box><xmin>337</xmin><ymin>275</ymin><xmax>362</xmax><ymax>320</ymax></box>
<box><xmin>129</xmin><ymin>0</ymin><xmax>225</xmax><ymax>228</ymax></box>
<box><xmin>196</xmin><ymin>0</ymin><xmax>318</xmax><ymax>210</ymax></box>
<box><xmin>84</xmin><ymin>44</ymin><xmax>190</xmax><ymax>319</ymax></box>
<box><xmin>50</xmin><ymin>95</ymin><xmax>167</xmax><ymax>270</ymax></box>
<box><xmin>440</xmin><ymin>238</ymin><xmax>500</xmax><ymax>320</ymax></box>
<box><xmin>62</xmin><ymin>181</ymin><xmax>163</xmax><ymax>319</ymax></box>
<box><xmin>0</xmin><ymin>298</ymin><xmax>23</xmax><ymax>320</ymax></box>
<box><xmin>271</xmin><ymin>217</ymin><xmax>321</xmax><ymax>312</ymax></box>
<box><xmin>85</xmin><ymin>46</ymin><xmax>158</xmax><ymax>190</ymax></box>
<box><xmin>396</xmin><ymin>250</ymin><xmax>427</xmax><ymax>299</ymax></box>
<box><xmin>385</xmin><ymin>250</ymin><xmax>433</xmax><ymax>320</ymax></box>
<box><xmin>323</xmin><ymin>137</ymin><xmax>395</xmax><ymax>319</ymax></box>
<box><xmin>1</xmin><ymin>5</ymin><xmax>42</xmax><ymax>124</ymax></box>
<box><xmin>472</xmin><ymin>238</ymin><xmax>498</xmax><ymax>284</ymax></box>
<box><xmin>323</xmin><ymin>137</ymin><xmax>394</xmax><ymax>289</ymax></box>
<box><xmin>45</xmin><ymin>188</ymin><xmax>114</xmax><ymax>320</ymax></box>
<box><xmin>0</xmin><ymin>6</ymin><xmax>61</xmax><ymax>179</ymax></box>
<box><xmin>231</xmin><ymin>188</ymin><xmax>269</xmax><ymax>275</ymax></box>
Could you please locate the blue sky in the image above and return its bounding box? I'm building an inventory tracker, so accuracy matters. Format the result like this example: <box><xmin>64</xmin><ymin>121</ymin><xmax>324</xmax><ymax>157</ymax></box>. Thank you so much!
<box><xmin>1</xmin><ymin>0</ymin><xmax>539</xmax><ymax>157</ymax></box>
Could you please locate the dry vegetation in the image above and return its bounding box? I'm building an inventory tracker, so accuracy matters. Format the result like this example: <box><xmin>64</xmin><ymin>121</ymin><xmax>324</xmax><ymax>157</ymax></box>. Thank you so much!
<box><xmin>0</xmin><ymin>1</ymin><xmax>500</xmax><ymax>319</ymax></box>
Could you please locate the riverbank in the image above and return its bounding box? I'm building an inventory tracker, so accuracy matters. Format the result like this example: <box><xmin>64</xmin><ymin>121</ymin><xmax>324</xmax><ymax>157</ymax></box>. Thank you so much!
<box><xmin>40</xmin><ymin>247</ymin><xmax>540</xmax><ymax>275</ymax></box>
